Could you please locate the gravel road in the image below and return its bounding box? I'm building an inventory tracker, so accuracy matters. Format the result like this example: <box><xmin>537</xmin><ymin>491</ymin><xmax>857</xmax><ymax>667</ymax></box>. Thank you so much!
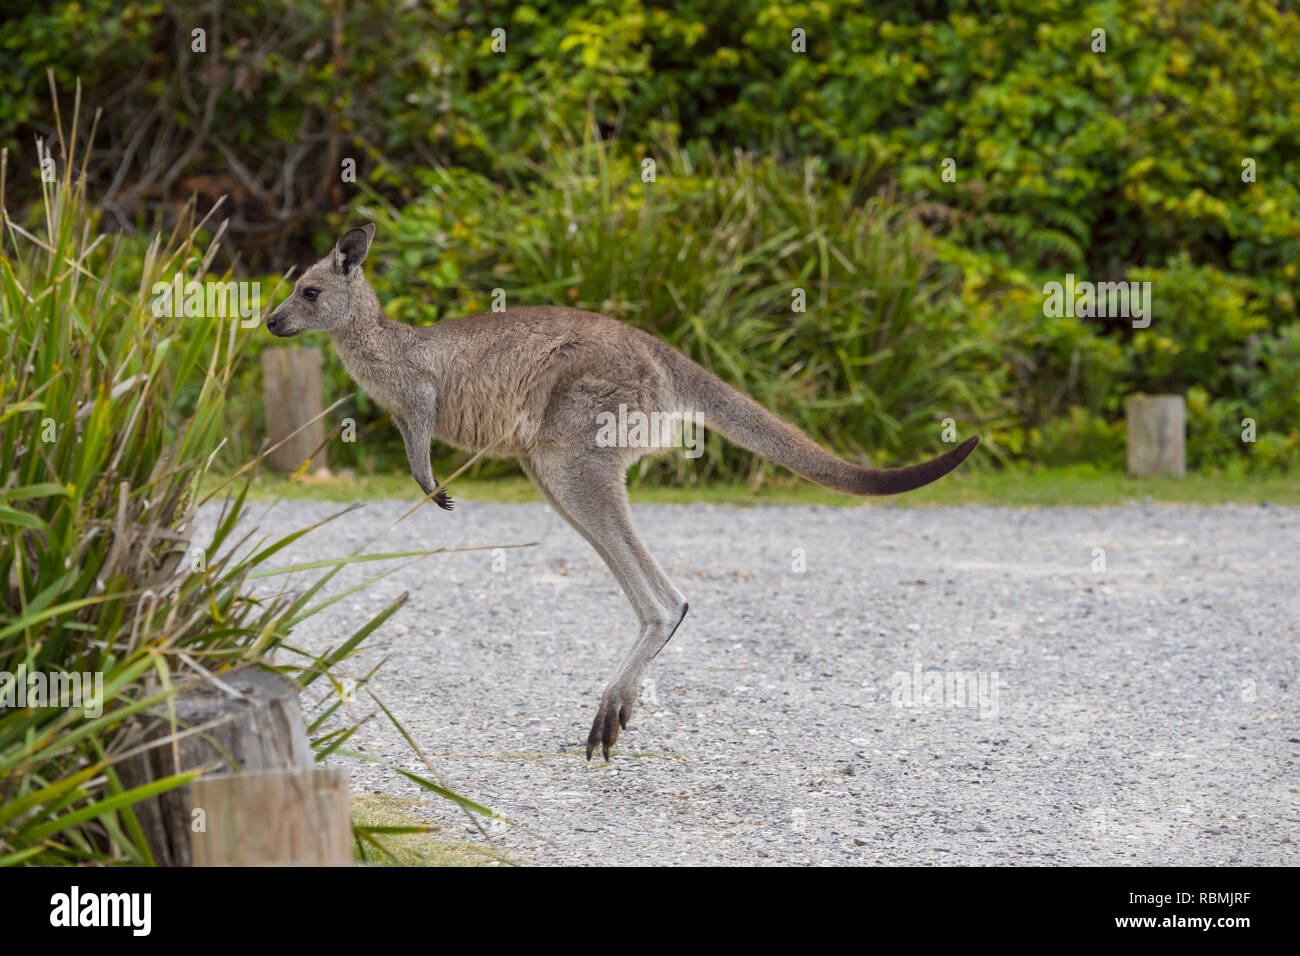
<box><xmin>197</xmin><ymin>497</ymin><xmax>1299</xmax><ymax>865</ymax></box>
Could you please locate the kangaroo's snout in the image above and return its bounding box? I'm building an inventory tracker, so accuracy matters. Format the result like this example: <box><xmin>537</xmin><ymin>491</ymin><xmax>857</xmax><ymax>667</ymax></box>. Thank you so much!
<box><xmin>264</xmin><ymin>306</ymin><xmax>295</xmax><ymax>337</ymax></box>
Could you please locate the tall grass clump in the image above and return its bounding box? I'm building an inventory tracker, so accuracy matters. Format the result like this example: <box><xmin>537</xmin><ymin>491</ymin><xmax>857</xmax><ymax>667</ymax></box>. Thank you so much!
<box><xmin>0</xmin><ymin>96</ymin><xmax>498</xmax><ymax>865</ymax></box>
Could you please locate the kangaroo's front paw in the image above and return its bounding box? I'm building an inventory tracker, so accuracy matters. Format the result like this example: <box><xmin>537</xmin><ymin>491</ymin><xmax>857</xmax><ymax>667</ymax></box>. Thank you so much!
<box><xmin>420</xmin><ymin>481</ymin><xmax>454</xmax><ymax>510</ymax></box>
<box><xmin>586</xmin><ymin>684</ymin><xmax>637</xmax><ymax>761</ymax></box>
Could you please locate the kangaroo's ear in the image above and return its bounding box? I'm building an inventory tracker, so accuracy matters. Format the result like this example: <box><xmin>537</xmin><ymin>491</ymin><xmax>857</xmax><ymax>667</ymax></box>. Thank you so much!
<box><xmin>334</xmin><ymin>223</ymin><xmax>375</xmax><ymax>276</ymax></box>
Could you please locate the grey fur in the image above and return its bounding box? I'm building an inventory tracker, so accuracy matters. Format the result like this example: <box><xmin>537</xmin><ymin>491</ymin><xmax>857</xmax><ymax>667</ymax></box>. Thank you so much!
<box><xmin>265</xmin><ymin>224</ymin><xmax>980</xmax><ymax>759</ymax></box>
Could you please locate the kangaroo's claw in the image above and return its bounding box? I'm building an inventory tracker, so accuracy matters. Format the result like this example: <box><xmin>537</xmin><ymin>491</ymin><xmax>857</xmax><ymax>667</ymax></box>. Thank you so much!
<box><xmin>585</xmin><ymin>684</ymin><xmax>636</xmax><ymax>761</ymax></box>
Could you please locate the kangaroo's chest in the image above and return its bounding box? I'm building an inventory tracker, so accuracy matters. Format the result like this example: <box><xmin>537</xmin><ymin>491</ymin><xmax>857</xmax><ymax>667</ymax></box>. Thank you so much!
<box><xmin>336</xmin><ymin>341</ymin><xmax>431</xmax><ymax>421</ymax></box>
<box><xmin>426</xmin><ymin>369</ymin><xmax>534</xmax><ymax>456</ymax></box>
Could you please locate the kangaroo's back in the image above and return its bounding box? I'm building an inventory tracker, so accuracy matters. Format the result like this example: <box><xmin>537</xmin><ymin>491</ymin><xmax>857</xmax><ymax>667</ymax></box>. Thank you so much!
<box><xmin>422</xmin><ymin>306</ymin><xmax>675</xmax><ymax>453</ymax></box>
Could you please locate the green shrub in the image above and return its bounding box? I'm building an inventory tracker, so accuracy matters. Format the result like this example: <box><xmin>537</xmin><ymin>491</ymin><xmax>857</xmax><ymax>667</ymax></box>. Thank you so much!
<box><xmin>358</xmin><ymin>135</ymin><xmax>1013</xmax><ymax>482</ymax></box>
<box><xmin>0</xmin><ymin>122</ymin><xmax>489</xmax><ymax>864</ymax></box>
<box><xmin>6</xmin><ymin>0</ymin><xmax>1297</xmax><ymax>474</ymax></box>
<box><xmin>1031</xmin><ymin>407</ymin><xmax>1125</xmax><ymax>469</ymax></box>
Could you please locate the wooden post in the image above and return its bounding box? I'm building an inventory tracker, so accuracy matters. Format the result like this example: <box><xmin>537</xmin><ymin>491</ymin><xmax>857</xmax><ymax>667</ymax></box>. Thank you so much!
<box><xmin>262</xmin><ymin>347</ymin><xmax>327</xmax><ymax>473</ymax></box>
<box><xmin>1126</xmin><ymin>394</ymin><xmax>1185</xmax><ymax>477</ymax></box>
<box><xmin>191</xmin><ymin>767</ymin><xmax>352</xmax><ymax>866</ymax></box>
<box><xmin>117</xmin><ymin>667</ymin><xmax>349</xmax><ymax>866</ymax></box>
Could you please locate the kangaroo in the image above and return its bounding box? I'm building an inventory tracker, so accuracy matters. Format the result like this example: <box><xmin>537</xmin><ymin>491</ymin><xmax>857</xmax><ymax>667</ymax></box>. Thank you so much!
<box><xmin>265</xmin><ymin>224</ymin><xmax>980</xmax><ymax>759</ymax></box>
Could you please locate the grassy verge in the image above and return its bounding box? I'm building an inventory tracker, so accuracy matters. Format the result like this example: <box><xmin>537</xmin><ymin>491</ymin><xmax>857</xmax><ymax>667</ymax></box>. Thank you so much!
<box><xmin>0</xmin><ymin>99</ymin><xmax>504</xmax><ymax>864</ymax></box>
<box><xmin>210</xmin><ymin>466</ymin><xmax>1299</xmax><ymax>509</ymax></box>
<box><xmin>351</xmin><ymin>794</ymin><xmax>501</xmax><ymax>866</ymax></box>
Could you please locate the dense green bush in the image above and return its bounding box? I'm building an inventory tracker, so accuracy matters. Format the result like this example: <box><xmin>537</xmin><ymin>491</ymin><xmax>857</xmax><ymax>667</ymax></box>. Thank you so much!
<box><xmin>954</xmin><ymin>248</ymin><xmax>1299</xmax><ymax>471</ymax></box>
<box><xmin>4</xmin><ymin>0</ymin><xmax>1297</xmax><ymax>474</ymax></box>
<box><xmin>223</xmin><ymin>138</ymin><xmax>1013</xmax><ymax>480</ymax></box>
<box><xmin>374</xmin><ymin>139</ymin><xmax>1015</xmax><ymax>480</ymax></box>
<box><xmin>0</xmin><ymin>139</ymin><xmax>459</xmax><ymax>863</ymax></box>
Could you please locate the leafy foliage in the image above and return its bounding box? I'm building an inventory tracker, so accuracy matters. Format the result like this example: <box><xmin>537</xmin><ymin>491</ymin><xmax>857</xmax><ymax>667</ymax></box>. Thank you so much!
<box><xmin>3</xmin><ymin>0</ymin><xmax>1296</xmax><ymax>471</ymax></box>
<box><xmin>0</xmin><ymin>122</ymin><xmax>493</xmax><ymax>864</ymax></box>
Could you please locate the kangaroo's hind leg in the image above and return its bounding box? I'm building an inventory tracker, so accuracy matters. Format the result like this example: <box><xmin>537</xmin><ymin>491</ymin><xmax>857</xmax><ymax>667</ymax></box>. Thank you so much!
<box><xmin>523</xmin><ymin>448</ymin><xmax>689</xmax><ymax>760</ymax></box>
<box><xmin>520</xmin><ymin>457</ymin><xmax>633</xmax><ymax>602</ymax></box>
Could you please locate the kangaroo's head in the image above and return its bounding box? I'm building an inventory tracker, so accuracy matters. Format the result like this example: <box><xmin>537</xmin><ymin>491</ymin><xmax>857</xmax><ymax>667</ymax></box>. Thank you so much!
<box><xmin>265</xmin><ymin>224</ymin><xmax>376</xmax><ymax>337</ymax></box>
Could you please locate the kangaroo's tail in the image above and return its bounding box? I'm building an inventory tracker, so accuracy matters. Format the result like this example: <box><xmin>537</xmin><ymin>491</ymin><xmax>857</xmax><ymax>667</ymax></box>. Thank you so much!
<box><xmin>665</xmin><ymin>348</ymin><xmax>978</xmax><ymax>496</ymax></box>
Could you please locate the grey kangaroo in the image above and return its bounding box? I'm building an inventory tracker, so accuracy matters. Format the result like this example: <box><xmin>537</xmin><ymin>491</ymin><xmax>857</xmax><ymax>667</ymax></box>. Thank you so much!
<box><xmin>265</xmin><ymin>224</ymin><xmax>979</xmax><ymax>759</ymax></box>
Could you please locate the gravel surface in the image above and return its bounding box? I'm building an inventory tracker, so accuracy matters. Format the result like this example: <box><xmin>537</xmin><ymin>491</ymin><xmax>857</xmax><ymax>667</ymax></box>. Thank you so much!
<box><xmin>197</xmin><ymin>497</ymin><xmax>1299</xmax><ymax>865</ymax></box>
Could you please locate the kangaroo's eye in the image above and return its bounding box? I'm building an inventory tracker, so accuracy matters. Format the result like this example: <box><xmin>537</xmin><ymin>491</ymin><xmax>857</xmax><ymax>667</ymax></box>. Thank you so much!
<box><xmin>302</xmin><ymin>288</ymin><xmax>320</xmax><ymax>302</ymax></box>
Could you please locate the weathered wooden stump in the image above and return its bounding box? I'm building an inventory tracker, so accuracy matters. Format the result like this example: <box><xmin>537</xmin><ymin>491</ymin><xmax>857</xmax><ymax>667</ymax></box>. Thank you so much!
<box><xmin>117</xmin><ymin>667</ymin><xmax>349</xmax><ymax>866</ymax></box>
<box><xmin>191</xmin><ymin>767</ymin><xmax>352</xmax><ymax>866</ymax></box>
<box><xmin>262</xmin><ymin>347</ymin><xmax>327</xmax><ymax>473</ymax></box>
<box><xmin>1125</xmin><ymin>394</ymin><xmax>1186</xmax><ymax>477</ymax></box>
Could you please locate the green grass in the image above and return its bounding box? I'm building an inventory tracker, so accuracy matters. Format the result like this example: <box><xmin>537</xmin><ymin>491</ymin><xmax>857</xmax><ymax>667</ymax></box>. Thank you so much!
<box><xmin>211</xmin><ymin>465</ymin><xmax>1299</xmax><ymax>509</ymax></box>
<box><xmin>351</xmin><ymin>794</ymin><xmax>502</xmax><ymax>867</ymax></box>
<box><xmin>0</xmin><ymin>102</ymin><xmax>500</xmax><ymax>864</ymax></box>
